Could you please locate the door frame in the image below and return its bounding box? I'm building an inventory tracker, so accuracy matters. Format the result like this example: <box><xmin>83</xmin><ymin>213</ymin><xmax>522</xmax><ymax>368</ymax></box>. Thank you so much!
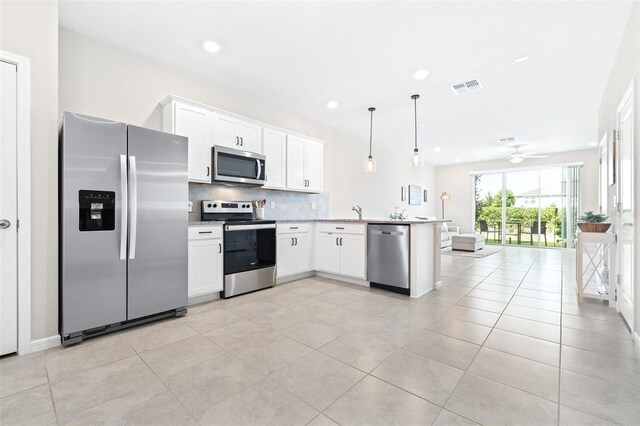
<box><xmin>1</xmin><ymin>51</ymin><xmax>32</xmax><ymax>355</ymax></box>
<box><xmin>615</xmin><ymin>79</ymin><xmax>635</xmax><ymax>335</ymax></box>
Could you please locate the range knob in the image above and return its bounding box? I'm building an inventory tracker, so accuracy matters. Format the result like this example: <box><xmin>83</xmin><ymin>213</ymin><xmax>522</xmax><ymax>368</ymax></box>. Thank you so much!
<box><xmin>213</xmin><ymin>204</ymin><xmax>217</xmax><ymax>208</ymax></box>
<box><xmin>207</xmin><ymin>203</ymin><xmax>212</xmax><ymax>208</ymax></box>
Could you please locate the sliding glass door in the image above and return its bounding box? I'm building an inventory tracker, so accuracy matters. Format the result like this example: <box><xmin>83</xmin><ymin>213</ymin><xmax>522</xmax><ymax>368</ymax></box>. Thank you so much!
<box><xmin>474</xmin><ymin>165</ymin><xmax>580</xmax><ymax>248</ymax></box>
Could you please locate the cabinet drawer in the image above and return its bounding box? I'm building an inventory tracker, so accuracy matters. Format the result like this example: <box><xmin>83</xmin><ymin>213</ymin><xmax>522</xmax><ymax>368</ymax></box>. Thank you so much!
<box><xmin>277</xmin><ymin>223</ymin><xmax>310</xmax><ymax>234</ymax></box>
<box><xmin>188</xmin><ymin>226</ymin><xmax>223</xmax><ymax>240</ymax></box>
<box><xmin>316</xmin><ymin>223</ymin><xmax>365</xmax><ymax>235</ymax></box>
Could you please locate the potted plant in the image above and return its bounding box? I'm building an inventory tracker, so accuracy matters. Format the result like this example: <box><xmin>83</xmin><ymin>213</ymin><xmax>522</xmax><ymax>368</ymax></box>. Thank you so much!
<box><xmin>577</xmin><ymin>211</ymin><xmax>611</xmax><ymax>233</ymax></box>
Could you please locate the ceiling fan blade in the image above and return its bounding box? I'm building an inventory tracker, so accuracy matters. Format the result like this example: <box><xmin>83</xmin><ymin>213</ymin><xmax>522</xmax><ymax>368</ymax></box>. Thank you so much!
<box><xmin>523</xmin><ymin>154</ymin><xmax>548</xmax><ymax>158</ymax></box>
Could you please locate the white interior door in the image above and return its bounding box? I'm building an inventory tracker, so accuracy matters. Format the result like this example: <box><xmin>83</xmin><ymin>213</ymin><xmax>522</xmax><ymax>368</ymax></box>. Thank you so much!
<box><xmin>617</xmin><ymin>82</ymin><xmax>634</xmax><ymax>329</ymax></box>
<box><xmin>0</xmin><ymin>60</ymin><xmax>18</xmax><ymax>356</ymax></box>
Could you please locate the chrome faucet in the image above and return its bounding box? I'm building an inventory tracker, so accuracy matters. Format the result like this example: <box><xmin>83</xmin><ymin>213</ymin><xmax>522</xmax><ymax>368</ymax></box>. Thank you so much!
<box><xmin>352</xmin><ymin>205</ymin><xmax>363</xmax><ymax>221</ymax></box>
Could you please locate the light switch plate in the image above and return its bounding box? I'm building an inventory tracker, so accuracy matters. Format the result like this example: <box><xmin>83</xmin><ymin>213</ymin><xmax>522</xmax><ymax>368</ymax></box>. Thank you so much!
<box><xmin>311</xmin><ymin>202</ymin><xmax>317</xmax><ymax>210</ymax></box>
<box><xmin>270</xmin><ymin>201</ymin><xmax>275</xmax><ymax>209</ymax></box>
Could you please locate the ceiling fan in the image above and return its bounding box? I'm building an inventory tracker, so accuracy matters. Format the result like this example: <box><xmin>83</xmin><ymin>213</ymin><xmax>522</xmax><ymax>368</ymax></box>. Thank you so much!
<box><xmin>507</xmin><ymin>145</ymin><xmax>548</xmax><ymax>164</ymax></box>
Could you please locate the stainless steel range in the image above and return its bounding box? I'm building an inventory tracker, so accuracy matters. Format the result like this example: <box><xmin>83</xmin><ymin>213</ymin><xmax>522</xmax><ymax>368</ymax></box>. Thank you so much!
<box><xmin>201</xmin><ymin>201</ymin><xmax>276</xmax><ymax>298</ymax></box>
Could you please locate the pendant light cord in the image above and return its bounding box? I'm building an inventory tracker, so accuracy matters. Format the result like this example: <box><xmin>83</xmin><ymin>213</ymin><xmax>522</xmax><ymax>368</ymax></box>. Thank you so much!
<box><xmin>412</xmin><ymin>94</ymin><xmax>419</xmax><ymax>150</ymax></box>
<box><xmin>368</xmin><ymin>107</ymin><xmax>375</xmax><ymax>157</ymax></box>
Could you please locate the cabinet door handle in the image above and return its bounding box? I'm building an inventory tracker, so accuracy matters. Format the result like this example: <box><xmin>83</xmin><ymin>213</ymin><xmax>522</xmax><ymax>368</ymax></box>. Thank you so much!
<box><xmin>291</xmin><ymin>237</ymin><xmax>295</xmax><ymax>246</ymax></box>
<box><xmin>236</xmin><ymin>136</ymin><xmax>239</xmax><ymax>145</ymax></box>
<box><xmin>294</xmin><ymin>237</ymin><xmax>298</xmax><ymax>245</ymax></box>
<box><xmin>240</xmin><ymin>137</ymin><xmax>244</xmax><ymax>146</ymax></box>
<box><xmin>290</xmin><ymin>226</ymin><xmax>298</xmax><ymax>230</ymax></box>
<box><xmin>339</xmin><ymin>237</ymin><xmax>343</xmax><ymax>246</ymax></box>
<box><xmin>206</xmin><ymin>166</ymin><xmax>210</xmax><ymax>177</ymax></box>
<box><xmin>219</xmin><ymin>243</ymin><xmax>222</xmax><ymax>253</ymax></box>
<box><xmin>336</xmin><ymin>237</ymin><xmax>339</xmax><ymax>246</ymax></box>
<box><xmin>198</xmin><ymin>231</ymin><xmax>213</xmax><ymax>234</ymax></box>
<box><xmin>336</xmin><ymin>227</ymin><xmax>345</xmax><ymax>230</ymax></box>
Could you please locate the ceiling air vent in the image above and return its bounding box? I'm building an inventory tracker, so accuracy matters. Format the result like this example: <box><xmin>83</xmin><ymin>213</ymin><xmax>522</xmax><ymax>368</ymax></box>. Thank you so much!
<box><xmin>451</xmin><ymin>79</ymin><xmax>483</xmax><ymax>95</ymax></box>
<box><xmin>498</xmin><ymin>137</ymin><xmax>517</xmax><ymax>144</ymax></box>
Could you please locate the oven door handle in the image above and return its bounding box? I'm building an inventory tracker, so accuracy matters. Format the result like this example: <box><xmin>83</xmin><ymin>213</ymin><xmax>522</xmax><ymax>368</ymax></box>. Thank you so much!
<box><xmin>225</xmin><ymin>224</ymin><xmax>276</xmax><ymax>231</ymax></box>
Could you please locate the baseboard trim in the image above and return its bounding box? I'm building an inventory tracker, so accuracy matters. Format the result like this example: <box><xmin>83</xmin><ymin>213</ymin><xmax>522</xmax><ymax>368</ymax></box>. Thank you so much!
<box><xmin>31</xmin><ymin>335</ymin><xmax>60</xmax><ymax>353</ymax></box>
<box><xmin>315</xmin><ymin>272</ymin><xmax>369</xmax><ymax>287</ymax></box>
<box><xmin>276</xmin><ymin>271</ymin><xmax>315</xmax><ymax>285</ymax></box>
<box><xmin>412</xmin><ymin>287</ymin><xmax>433</xmax><ymax>299</ymax></box>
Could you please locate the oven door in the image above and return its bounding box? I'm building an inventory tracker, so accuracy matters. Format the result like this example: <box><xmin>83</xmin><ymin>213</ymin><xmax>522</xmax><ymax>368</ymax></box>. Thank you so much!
<box><xmin>224</xmin><ymin>224</ymin><xmax>276</xmax><ymax>275</ymax></box>
<box><xmin>213</xmin><ymin>146</ymin><xmax>266</xmax><ymax>185</ymax></box>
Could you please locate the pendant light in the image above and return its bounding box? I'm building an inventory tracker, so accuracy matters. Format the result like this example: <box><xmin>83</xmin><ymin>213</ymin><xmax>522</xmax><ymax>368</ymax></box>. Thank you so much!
<box><xmin>364</xmin><ymin>107</ymin><xmax>377</xmax><ymax>173</ymax></box>
<box><xmin>410</xmin><ymin>94</ymin><xmax>424</xmax><ymax>168</ymax></box>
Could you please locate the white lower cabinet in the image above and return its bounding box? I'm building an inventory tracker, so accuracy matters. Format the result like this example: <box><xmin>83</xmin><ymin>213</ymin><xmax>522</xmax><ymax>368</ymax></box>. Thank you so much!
<box><xmin>314</xmin><ymin>223</ymin><xmax>367</xmax><ymax>279</ymax></box>
<box><xmin>188</xmin><ymin>226</ymin><xmax>223</xmax><ymax>298</ymax></box>
<box><xmin>276</xmin><ymin>223</ymin><xmax>312</xmax><ymax>278</ymax></box>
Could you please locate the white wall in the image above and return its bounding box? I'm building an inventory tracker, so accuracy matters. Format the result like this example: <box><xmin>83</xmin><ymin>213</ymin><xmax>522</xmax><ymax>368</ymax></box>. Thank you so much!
<box><xmin>0</xmin><ymin>1</ymin><xmax>59</xmax><ymax>342</ymax></box>
<box><xmin>59</xmin><ymin>28</ymin><xmax>436</xmax><ymax>220</ymax></box>
<box><xmin>434</xmin><ymin>149</ymin><xmax>600</xmax><ymax>234</ymax></box>
<box><xmin>597</xmin><ymin>2</ymin><xmax>640</xmax><ymax>335</ymax></box>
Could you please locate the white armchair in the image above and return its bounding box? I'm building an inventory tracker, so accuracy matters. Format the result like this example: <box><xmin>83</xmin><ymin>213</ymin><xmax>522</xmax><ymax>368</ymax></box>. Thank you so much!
<box><xmin>440</xmin><ymin>223</ymin><xmax>460</xmax><ymax>249</ymax></box>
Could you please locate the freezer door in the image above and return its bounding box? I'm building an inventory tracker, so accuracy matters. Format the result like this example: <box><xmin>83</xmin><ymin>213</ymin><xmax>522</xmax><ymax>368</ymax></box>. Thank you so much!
<box><xmin>60</xmin><ymin>113</ymin><xmax>128</xmax><ymax>335</ymax></box>
<box><xmin>126</xmin><ymin>125</ymin><xmax>188</xmax><ymax>319</ymax></box>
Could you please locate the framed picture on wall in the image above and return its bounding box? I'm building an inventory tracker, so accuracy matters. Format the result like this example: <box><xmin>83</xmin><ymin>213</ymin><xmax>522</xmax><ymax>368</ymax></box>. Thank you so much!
<box><xmin>607</xmin><ymin>130</ymin><xmax>616</xmax><ymax>186</ymax></box>
<box><xmin>408</xmin><ymin>185</ymin><xmax>422</xmax><ymax>205</ymax></box>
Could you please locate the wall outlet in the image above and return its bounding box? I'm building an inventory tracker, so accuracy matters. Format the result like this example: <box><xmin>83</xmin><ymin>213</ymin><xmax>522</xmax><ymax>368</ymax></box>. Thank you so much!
<box><xmin>311</xmin><ymin>202</ymin><xmax>317</xmax><ymax>210</ymax></box>
<box><xmin>270</xmin><ymin>201</ymin><xmax>275</xmax><ymax>209</ymax></box>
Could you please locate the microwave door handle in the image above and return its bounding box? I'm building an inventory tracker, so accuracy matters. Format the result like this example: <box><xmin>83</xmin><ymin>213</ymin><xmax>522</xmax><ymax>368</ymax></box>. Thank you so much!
<box><xmin>129</xmin><ymin>155</ymin><xmax>138</xmax><ymax>260</ymax></box>
<box><xmin>256</xmin><ymin>158</ymin><xmax>262</xmax><ymax>179</ymax></box>
<box><xmin>119</xmin><ymin>155</ymin><xmax>128</xmax><ymax>260</ymax></box>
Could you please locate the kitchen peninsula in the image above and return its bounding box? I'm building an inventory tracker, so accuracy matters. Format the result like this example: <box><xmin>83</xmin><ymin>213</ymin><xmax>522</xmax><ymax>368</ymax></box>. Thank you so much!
<box><xmin>276</xmin><ymin>219</ymin><xmax>448</xmax><ymax>298</ymax></box>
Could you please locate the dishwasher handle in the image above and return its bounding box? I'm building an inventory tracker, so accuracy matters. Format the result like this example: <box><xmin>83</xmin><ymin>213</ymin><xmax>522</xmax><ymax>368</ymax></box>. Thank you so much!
<box><xmin>370</xmin><ymin>230</ymin><xmax>405</xmax><ymax>236</ymax></box>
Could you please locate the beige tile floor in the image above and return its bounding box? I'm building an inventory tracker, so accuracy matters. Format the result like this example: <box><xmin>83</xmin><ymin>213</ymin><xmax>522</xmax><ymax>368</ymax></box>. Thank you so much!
<box><xmin>1</xmin><ymin>247</ymin><xmax>639</xmax><ymax>425</ymax></box>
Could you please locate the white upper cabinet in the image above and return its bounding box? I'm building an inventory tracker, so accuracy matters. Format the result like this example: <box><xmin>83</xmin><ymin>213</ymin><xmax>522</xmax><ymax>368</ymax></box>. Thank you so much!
<box><xmin>237</xmin><ymin>121</ymin><xmax>261</xmax><ymax>153</ymax></box>
<box><xmin>161</xmin><ymin>95</ymin><xmax>323</xmax><ymax>191</ymax></box>
<box><xmin>262</xmin><ymin>128</ymin><xmax>286</xmax><ymax>189</ymax></box>
<box><xmin>213</xmin><ymin>115</ymin><xmax>238</xmax><ymax>149</ymax></box>
<box><xmin>286</xmin><ymin>136</ymin><xmax>306</xmax><ymax>191</ymax></box>
<box><xmin>286</xmin><ymin>135</ymin><xmax>324</xmax><ymax>193</ymax></box>
<box><xmin>162</xmin><ymin>100</ymin><xmax>214</xmax><ymax>183</ymax></box>
<box><xmin>213</xmin><ymin>114</ymin><xmax>262</xmax><ymax>153</ymax></box>
<box><xmin>305</xmin><ymin>141</ymin><xmax>324</xmax><ymax>192</ymax></box>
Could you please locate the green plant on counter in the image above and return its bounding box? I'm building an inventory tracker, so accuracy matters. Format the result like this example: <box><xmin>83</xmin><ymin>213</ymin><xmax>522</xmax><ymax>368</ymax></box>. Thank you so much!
<box><xmin>578</xmin><ymin>211</ymin><xmax>608</xmax><ymax>223</ymax></box>
<box><xmin>389</xmin><ymin>207</ymin><xmax>407</xmax><ymax>221</ymax></box>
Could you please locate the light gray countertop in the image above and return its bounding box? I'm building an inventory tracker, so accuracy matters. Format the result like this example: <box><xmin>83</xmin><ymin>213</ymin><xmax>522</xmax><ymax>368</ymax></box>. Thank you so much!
<box><xmin>272</xmin><ymin>218</ymin><xmax>451</xmax><ymax>225</ymax></box>
<box><xmin>189</xmin><ymin>218</ymin><xmax>450</xmax><ymax>227</ymax></box>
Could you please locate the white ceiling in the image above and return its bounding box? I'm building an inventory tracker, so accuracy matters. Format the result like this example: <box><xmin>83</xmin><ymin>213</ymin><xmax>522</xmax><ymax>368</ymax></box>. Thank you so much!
<box><xmin>59</xmin><ymin>1</ymin><xmax>632</xmax><ymax>165</ymax></box>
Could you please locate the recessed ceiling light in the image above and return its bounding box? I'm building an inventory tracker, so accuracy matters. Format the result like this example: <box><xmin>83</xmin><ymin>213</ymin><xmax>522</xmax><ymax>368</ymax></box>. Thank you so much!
<box><xmin>413</xmin><ymin>69</ymin><xmax>430</xmax><ymax>80</ymax></box>
<box><xmin>455</xmin><ymin>157</ymin><xmax>462</xmax><ymax>163</ymax></box>
<box><xmin>326</xmin><ymin>100</ymin><xmax>339</xmax><ymax>109</ymax></box>
<box><xmin>434</xmin><ymin>147</ymin><xmax>442</xmax><ymax>153</ymax></box>
<box><xmin>589</xmin><ymin>141</ymin><xmax>598</xmax><ymax>146</ymax></box>
<box><xmin>202</xmin><ymin>40</ymin><xmax>221</xmax><ymax>54</ymax></box>
<box><xmin>514</xmin><ymin>56</ymin><xmax>529</xmax><ymax>63</ymax></box>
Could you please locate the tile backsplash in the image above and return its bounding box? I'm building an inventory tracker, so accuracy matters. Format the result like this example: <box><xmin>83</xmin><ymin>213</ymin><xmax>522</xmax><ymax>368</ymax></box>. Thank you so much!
<box><xmin>189</xmin><ymin>184</ymin><xmax>330</xmax><ymax>221</ymax></box>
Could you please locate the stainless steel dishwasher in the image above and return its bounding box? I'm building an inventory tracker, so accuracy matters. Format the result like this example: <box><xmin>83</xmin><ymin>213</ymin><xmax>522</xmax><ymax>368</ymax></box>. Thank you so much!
<box><xmin>367</xmin><ymin>224</ymin><xmax>410</xmax><ymax>295</ymax></box>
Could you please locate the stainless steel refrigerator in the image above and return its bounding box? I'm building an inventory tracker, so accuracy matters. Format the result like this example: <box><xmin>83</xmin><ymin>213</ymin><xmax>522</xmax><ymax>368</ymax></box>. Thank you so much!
<box><xmin>59</xmin><ymin>112</ymin><xmax>188</xmax><ymax>346</ymax></box>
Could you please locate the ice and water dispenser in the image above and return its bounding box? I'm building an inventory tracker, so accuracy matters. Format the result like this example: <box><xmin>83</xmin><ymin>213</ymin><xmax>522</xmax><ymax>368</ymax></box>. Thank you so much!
<box><xmin>78</xmin><ymin>190</ymin><xmax>115</xmax><ymax>231</ymax></box>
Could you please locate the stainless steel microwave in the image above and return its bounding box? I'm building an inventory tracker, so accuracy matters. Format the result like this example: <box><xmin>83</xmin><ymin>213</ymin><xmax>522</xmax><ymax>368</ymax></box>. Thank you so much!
<box><xmin>212</xmin><ymin>146</ymin><xmax>266</xmax><ymax>186</ymax></box>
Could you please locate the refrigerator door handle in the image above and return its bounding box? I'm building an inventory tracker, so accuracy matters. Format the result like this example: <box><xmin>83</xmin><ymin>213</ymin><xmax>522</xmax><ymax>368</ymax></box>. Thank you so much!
<box><xmin>119</xmin><ymin>155</ymin><xmax>128</xmax><ymax>260</ymax></box>
<box><xmin>129</xmin><ymin>155</ymin><xmax>138</xmax><ymax>260</ymax></box>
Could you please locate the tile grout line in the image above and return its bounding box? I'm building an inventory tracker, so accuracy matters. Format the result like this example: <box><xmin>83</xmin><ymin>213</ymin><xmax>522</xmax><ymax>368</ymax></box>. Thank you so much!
<box><xmin>439</xmin><ymin>250</ymin><xmax>568</xmax><ymax>421</ymax></box>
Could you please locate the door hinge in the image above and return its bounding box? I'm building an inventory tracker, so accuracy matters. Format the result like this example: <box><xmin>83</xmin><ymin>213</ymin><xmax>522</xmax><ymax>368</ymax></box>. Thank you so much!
<box><xmin>16</xmin><ymin>219</ymin><xmax>19</xmax><ymax>229</ymax></box>
<box><xmin>617</xmin><ymin>274</ymin><xmax>621</xmax><ymax>285</ymax></box>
